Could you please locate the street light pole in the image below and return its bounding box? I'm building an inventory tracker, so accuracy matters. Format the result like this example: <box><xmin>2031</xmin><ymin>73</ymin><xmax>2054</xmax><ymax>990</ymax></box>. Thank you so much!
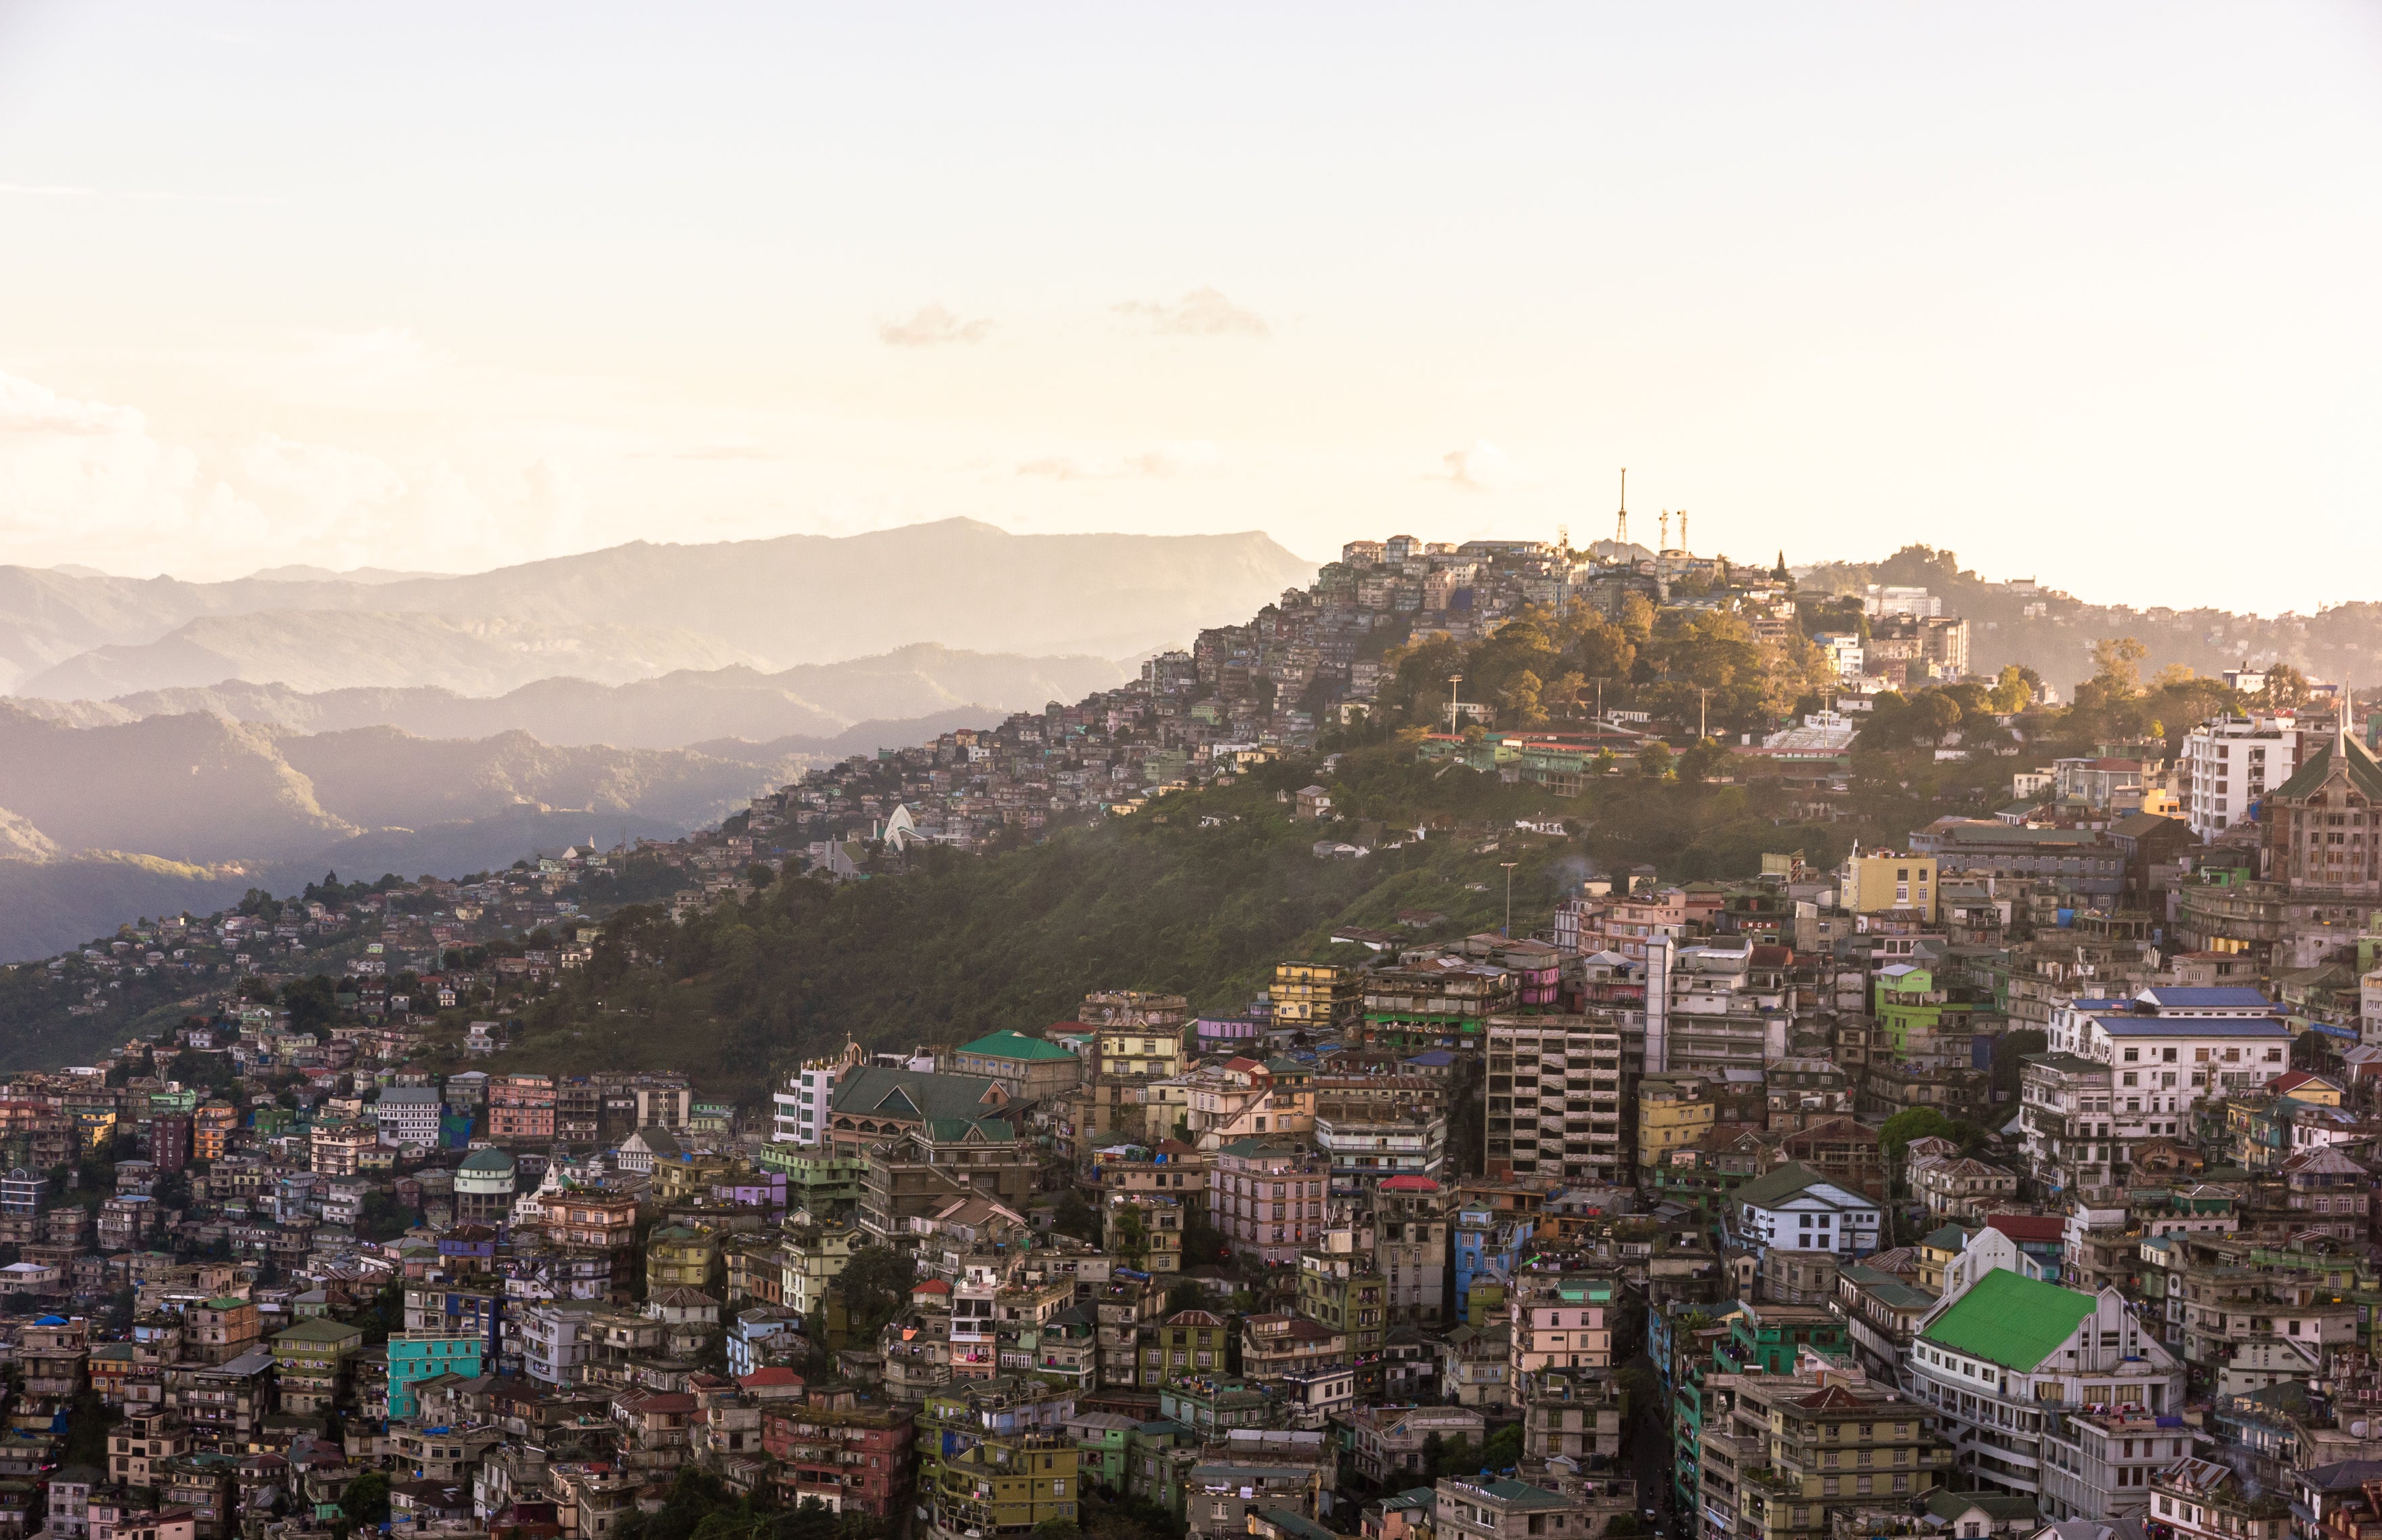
<box><xmin>1501</xmin><ymin>861</ymin><xmax>1519</xmax><ymax>937</ymax></box>
<box><xmin>1447</xmin><ymin>674</ymin><xmax>1464</xmax><ymax>735</ymax></box>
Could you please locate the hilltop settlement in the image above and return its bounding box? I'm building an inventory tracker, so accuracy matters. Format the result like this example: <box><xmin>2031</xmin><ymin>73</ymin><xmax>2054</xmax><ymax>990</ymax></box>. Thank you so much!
<box><xmin>5</xmin><ymin>531</ymin><xmax>2382</xmax><ymax>1540</ymax></box>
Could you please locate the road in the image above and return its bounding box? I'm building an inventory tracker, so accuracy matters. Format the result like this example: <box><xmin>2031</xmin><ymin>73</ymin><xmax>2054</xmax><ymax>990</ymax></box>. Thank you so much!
<box><xmin>1623</xmin><ymin>1353</ymin><xmax>1681</xmax><ymax>1540</ymax></box>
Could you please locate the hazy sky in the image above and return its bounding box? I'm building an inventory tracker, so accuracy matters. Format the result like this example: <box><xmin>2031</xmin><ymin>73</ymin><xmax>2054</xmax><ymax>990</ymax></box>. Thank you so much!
<box><xmin>0</xmin><ymin>3</ymin><xmax>2375</xmax><ymax>609</ymax></box>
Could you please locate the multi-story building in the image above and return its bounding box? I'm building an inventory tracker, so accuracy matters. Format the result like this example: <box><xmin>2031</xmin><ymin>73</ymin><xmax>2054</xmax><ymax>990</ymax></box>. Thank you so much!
<box><xmin>1840</xmin><ymin>850</ymin><xmax>1940</xmax><ymax>920</ymax></box>
<box><xmin>1210</xmin><ymin>1139</ymin><xmax>1327</xmax><ymax>1266</ymax></box>
<box><xmin>308</xmin><ymin>1119</ymin><xmax>372</xmax><ymax>1177</ymax></box>
<box><xmin>1433</xmin><ymin>1475</ymin><xmax>1584</xmax><ymax>1540</ymax></box>
<box><xmin>387</xmin><ymin>1333</ymin><xmax>486</xmax><ymax>1418</ymax></box>
<box><xmin>1638</xmin><ymin>1074</ymin><xmax>1716</xmax><ymax>1171</ymax></box>
<box><xmin>1314</xmin><ymin>1110</ymin><xmax>1445</xmax><ymax>1197</ymax></box>
<box><xmin>1727</xmin><ymin>1163</ymin><xmax>1881</xmax><ymax>1257</ymax></box>
<box><xmin>773</xmin><ymin>1040</ymin><xmax>866</xmax><ymax>1149</ymax></box>
<box><xmin>1649</xmin><ymin>940</ymin><xmax>1793</xmax><ymax>1076</ymax></box>
<box><xmin>916</xmin><ymin>1378</ymin><xmax>1080</xmax><ymax>1540</ymax></box>
<box><xmin>270</xmin><ymin>1317</ymin><xmax>362</xmax><ymax>1414</ymax></box>
<box><xmin>2150</xmin><ymin>1456</ymin><xmax>2291</xmax><ymax>1540</ymax></box>
<box><xmin>1909</xmin><ymin>1270</ymin><xmax>2185</xmax><ymax>1501</ymax></box>
<box><xmin>488</xmin><ymin>1075</ymin><xmax>558</xmax><ymax>1145</ymax></box>
<box><xmin>2039</xmin><ymin>1409</ymin><xmax>2195</xmax><ymax>1522</ymax></box>
<box><xmin>1704</xmin><ymin>1369</ymin><xmax>1952</xmax><ymax>1540</ymax></box>
<box><xmin>2182</xmin><ymin>712</ymin><xmax>2304</xmax><ymax>841</ymax></box>
<box><xmin>1271</xmin><ymin>960</ymin><xmax>1364</xmax><ymax>1030</ymax></box>
<box><xmin>374</xmin><ymin>1087</ymin><xmax>443</xmax><ymax>1149</ymax></box>
<box><xmin>454</xmin><ymin>1147</ymin><xmax>519</xmax><ymax>1226</ymax></box>
<box><xmin>762</xmin><ymin>1384</ymin><xmax>917</xmax><ymax>1518</ymax></box>
<box><xmin>2047</xmin><ymin>988</ymin><xmax>2293</xmax><ymax>1107</ymax></box>
<box><xmin>948</xmin><ymin>1031</ymin><xmax>1085</xmax><ymax>1103</ymax></box>
<box><xmin>1484</xmin><ymin>1014</ymin><xmax>1632</xmax><ymax>1184</ymax></box>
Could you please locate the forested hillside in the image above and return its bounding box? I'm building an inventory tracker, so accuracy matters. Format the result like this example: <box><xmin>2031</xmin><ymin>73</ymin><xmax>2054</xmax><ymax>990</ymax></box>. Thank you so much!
<box><xmin>493</xmin><ymin>743</ymin><xmax>1863</xmax><ymax>1102</ymax></box>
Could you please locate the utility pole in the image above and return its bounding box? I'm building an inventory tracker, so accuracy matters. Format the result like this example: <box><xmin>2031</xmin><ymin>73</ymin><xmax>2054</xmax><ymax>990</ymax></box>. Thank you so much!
<box><xmin>1699</xmin><ymin>687</ymin><xmax>1710</xmax><ymax>742</ymax></box>
<box><xmin>1501</xmin><ymin>861</ymin><xmax>1520</xmax><ymax>938</ymax></box>
<box><xmin>1447</xmin><ymin>675</ymin><xmax>1464</xmax><ymax>734</ymax></box>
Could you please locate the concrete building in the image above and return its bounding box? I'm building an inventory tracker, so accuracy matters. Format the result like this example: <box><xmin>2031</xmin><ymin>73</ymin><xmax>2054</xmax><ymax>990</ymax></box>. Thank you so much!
<box><xmin>1909</xmin><ymin>1271</ymin><xmax>2185</xmax><ymax>1502</ymax></box>
<box><xmin>1484</xmin><ymin>1014</ymin><xmax>1633</xmax><ymax>1184</ymax></box>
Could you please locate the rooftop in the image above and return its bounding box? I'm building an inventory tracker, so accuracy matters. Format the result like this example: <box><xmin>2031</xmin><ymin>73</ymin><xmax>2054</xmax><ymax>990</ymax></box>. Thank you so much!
<box><xmin>1921</xmin><ymin>1270</ymin><xmax>2096</xmax><ymax>1372</ymax></box>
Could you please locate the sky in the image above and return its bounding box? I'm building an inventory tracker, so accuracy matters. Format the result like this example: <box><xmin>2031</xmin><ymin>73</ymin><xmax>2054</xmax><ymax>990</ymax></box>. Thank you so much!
<box><xmin>0</xmin><ymin>3</ymin><xmax>2375</xmax><ymax>610</ymax></box>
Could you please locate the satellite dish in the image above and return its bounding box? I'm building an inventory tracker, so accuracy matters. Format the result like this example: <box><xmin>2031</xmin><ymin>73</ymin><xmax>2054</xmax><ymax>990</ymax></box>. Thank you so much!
<box><xmin>2355</xmin><ymin>1421</ymin><xmax>2371</xmax><ymax>1438</ymax></box>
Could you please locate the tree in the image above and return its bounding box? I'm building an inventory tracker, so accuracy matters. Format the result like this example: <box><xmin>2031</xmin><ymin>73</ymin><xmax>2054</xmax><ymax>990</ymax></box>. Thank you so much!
<box><xmin>835</xmin><ymin>1245</ymin><xmax>914</xmax><ymax>1340</ymax></box>
<box><xmin>1987</xmin><ymin>664</ymin><xmax>2040</xmax><ymax>714</ymax></box>
<box><xmin>1676</xmin><ymin>739</ymin><xmax>1729</xmax><ymax>784</ymax></box>
<box><xmin>2089</xmin><ymin>637</ymin><xmax>2149</xmax><ymax>697</ymax></box>
<box><xmin>341</xmin><ymin>1471</ymin><xmax>391</xmax><ymax>1533</ymax></box>
<box><xmin>281</xmin><ymin>974</ymin><xmax>339</xmax><ymax>1038</ymax></box>
<box><xmin>1053</xmin><ymin>1189</ymin><xmax>1100</xmax><ymax>1246</ymax></box>
<box><xmin>1636</xmin><ymin>740</ymin><xmax>1675</xmax><ymax>779</ymax></box>
<box><xmin>2262</xmin><ymin>664</ymin><xmax>2314</xmax><ymax>708</ymax></box>
<box><xmin>1877</xmin><ymin>1107</ymin><xmax>1956</xmax><ymax>1170</ymax></box>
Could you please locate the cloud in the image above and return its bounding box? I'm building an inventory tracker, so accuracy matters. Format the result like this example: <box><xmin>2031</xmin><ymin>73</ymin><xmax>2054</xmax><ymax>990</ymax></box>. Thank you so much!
<box><xmin>0</xmin><ymin>368</ymin><xmax>526</xmax><ymax>578</ymax></box>
<box><xmin>1431</xmin><ymin>440</ymin><xmax>1527</xmax><ymax>492</ymax></box>
<box><xmin>1114</xmin><ymin>287</ymin><xmax>1269</xmax><ymax>338</ymax></box>
<box><xmin>1013</xmin><ymin>441</ymin><xmax>1224</xmax><ymax>480</ymax></box>
<box><xmin>878</xmin><ymin>303</ymin><xmax>992</xmax><ymax>347</ymax></box>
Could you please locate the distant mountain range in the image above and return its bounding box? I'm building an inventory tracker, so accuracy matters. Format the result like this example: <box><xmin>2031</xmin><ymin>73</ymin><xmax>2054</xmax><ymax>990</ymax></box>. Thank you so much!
<box><xmin>0</xmin><ymin>518</ymin><xmax>1314</xmax><ymax>697</ymax></box>
<box><xmin>0</xmin><ymin>517</ymin><xmax>1305</xmax><ymax>960</ymax></box>
<box><xmin>8</xmin><ymin>644</ymin><xmax>1133</xmax><ymax>750</ymax></box>
<box><xmin>0</xmin><ymin>699</ymin><xmax>1020</xmax><ymax>961</ymax></box>
<box><xmin>0</xmin><ymin>632</ymin><xmax>1132</xmax><ymax>960</ymax></box>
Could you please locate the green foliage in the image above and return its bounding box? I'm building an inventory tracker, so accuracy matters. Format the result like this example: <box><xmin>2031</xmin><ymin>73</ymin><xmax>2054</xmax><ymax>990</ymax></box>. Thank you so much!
<box><xmin>1052</xmin><ymin>1190</ymin><xmax>1101</xmax><ymax>1246</ymax></box>
<box><xmin>281</xmin><ymin>974</ymin><xmax>339</xmax><ymax>1038</ymax></box>
<box><xmin>341</xmin><ymin>1471</ymin><xmax>391</xmax><ymax>1532</ymax></box>
<box><xmin>619</xmin><ymin>1468</ymin><xmax>889</xmax><ymax>1540</ymax></box>
<box><xmin>1877</xmin><ymin>1108</ymin><xmax>1956</xmax><ymax>1167</ymax></box>
<box><xmin>835</xmin><ymin>1245</ymin><xmax>914</xmax><ymax>1340</ymax></box>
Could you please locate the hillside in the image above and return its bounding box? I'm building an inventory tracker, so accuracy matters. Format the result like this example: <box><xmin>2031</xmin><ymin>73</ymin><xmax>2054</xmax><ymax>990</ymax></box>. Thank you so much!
<box><xmin>0</xmin><ymin>519</ymin><xmax>1313</xmax><ymax>695</ymax></box>
<box><xmin>1798</xmin><ymin>545</ymin><xmax>2382</xmax><ymax>696</ymax></box>
<box><xmin>496</xmin><ymin>744</ymin><xmax>1856</xmax><ymax>1103</ymax></box>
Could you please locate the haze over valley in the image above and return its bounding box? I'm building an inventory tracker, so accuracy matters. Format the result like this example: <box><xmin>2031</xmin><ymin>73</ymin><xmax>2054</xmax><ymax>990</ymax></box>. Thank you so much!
<box><xmin>0</xmin><ymin>519</ymin><xmax>1310</xmax><ymax>958</ymax></box>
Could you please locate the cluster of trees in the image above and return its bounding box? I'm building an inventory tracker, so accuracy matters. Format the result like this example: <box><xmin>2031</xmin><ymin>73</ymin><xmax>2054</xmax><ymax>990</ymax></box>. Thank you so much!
<box><xmin>1367</xmin><ymin>601</ymin><xmax>1837</xmax><ymax>740</ymax></box>
<box><xmin>618</xmin><ymin>1470</ymin><xmax>893</xmax><ymax>1540</ymax></box>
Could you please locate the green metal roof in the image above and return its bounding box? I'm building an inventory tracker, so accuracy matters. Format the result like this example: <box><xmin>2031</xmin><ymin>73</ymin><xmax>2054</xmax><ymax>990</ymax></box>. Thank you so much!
<box><xmin>1728</xmin><ymin>1161</ymin><xmax>1857</xmax><ymax>1210</ymax></box>
<box><xmin>1926</xmin><ymin>1490</ymin><xmax>2039</xmax><ymax>1523</ymax></box>
<box><xmin>956</xmin><ymin>1030</ymin><xmax>1078</xmax><ymax>1063</ymax></box>
<box><xmin>1920</xmin><ymin>1269</ymin><xmax>2096</xmax><ymax>1372</ymax></box>
<box><xmin>2272</xmin><ymin>733</ymin><xmax>2382</xmax><ymax>803</ymax></box>
<box><xmin>274</xmin><ymin>1318</ymin><xmax>364</xmax><ymax>1346</ymax></box>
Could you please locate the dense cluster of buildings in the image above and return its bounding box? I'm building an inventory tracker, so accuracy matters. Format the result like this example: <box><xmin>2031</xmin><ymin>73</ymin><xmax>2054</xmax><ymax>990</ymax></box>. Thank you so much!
<box><xmin>10</xmin><ymin>530</ymin><xmax>2382</xmax><ymax>1540</ymax></box>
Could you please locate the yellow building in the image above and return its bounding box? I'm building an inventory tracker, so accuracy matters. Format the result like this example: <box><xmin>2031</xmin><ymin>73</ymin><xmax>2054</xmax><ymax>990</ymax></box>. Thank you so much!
<box><xmin>1270</xmin><ymin>961</ymin><xmax>1363</xmax><ymax>1029</ymax></box>
<box><xmin>780</xmin><ymin>1218</ymin><xmax>858</xmax><ymax>1319</ymax></box>
<box><xmin>1094</xmin><ymin>1027</ymin><xmax>1182</xmax><ymax>1082</ymax></box>
<box><xmin>646</xmin><ymin>1224</ymin><xmax>719</xmax><ymax>1293</ymax></box>
<box><xmin>1636</xmin><ymin>1075</ymin><xmax>1716</xmax><ymax>1169</ymax></box>
<box><xmin>1839</xmin><ymin>850</ymin><xmax>1939</xmax><ymax>920</ymax></box>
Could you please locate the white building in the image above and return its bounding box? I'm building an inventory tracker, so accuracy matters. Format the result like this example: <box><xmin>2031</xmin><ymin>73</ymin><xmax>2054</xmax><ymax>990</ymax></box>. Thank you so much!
<box><xmin>1728</xmin><ymin>1161</ymin><xmax>1881</xmax><ymax>1256</ymax></box>
<box><xmin>1911</xmin><ymin>1270</ymin><xmax>2185</xmax><ymax>1505</ymax></box>
<box><xmin>1816</xmin><ymin>632</ymin><xmax>1866</xmax><ymax>678</ymax></box>
<box><xmin>2049</xmin><ymin>987</ymin><xmax>2291</xmax><ymax>1112</ymax></box>
<box><xmin>374</xmin><ymin>1087</ymin><xmax>444</xmax><ymax>1149</ymax></box>
<box><xmin>772</xmin><ymin>1040</ymin><xmax>865</xmax><ymax>1147</ymax></box>
<box><xmin>2182</xmin><ymin>713</ymin><xmax>2302</xmax><ymax>840</ymax></box>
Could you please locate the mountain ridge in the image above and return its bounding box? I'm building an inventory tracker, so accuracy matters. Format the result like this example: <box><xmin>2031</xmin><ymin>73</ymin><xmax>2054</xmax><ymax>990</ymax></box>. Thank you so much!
<box><xmin>0</xmin><ymin>519</ymin><xmax>1313</xmax><ymax>695</ymax></box>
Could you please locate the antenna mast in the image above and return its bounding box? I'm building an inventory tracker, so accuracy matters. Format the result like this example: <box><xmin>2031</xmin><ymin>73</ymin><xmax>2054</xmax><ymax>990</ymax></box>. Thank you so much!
<box><xmin>1679</xmin><ymin>510</ymin><xmax>1688</xmax><ymax>553</ymax></box>
<box><xmin>1615</xmin><ymin>469</ymin><xmax>1628</xmax><ymax>547</ymax></box>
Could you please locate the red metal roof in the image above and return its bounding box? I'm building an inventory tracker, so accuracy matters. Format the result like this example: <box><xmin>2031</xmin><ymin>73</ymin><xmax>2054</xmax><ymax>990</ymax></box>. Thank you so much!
<box><xmin>1985</xmin><ymin>1213</ymin><xmax>2065</xmax><ymax>1243</ymax></box>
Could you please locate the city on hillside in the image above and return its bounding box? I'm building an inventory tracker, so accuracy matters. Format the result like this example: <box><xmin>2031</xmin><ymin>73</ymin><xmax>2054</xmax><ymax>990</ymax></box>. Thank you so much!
<box><xmin>0</xmin><ymin>532</ymin><xmax>2377</xmax><ymax>1540</ymax></box>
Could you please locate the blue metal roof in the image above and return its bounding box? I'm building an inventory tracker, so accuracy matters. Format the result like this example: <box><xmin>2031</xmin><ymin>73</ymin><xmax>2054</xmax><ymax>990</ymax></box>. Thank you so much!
<box><xmin>2133</xmin><ymin>987</ymin><xmax>2274</xmax><ymax>1009</ymax></box>
<box><xmin>2093</xmin><ymin>1014</ymin><xmax>2291</xmax><ymax>1037</ymax></box>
